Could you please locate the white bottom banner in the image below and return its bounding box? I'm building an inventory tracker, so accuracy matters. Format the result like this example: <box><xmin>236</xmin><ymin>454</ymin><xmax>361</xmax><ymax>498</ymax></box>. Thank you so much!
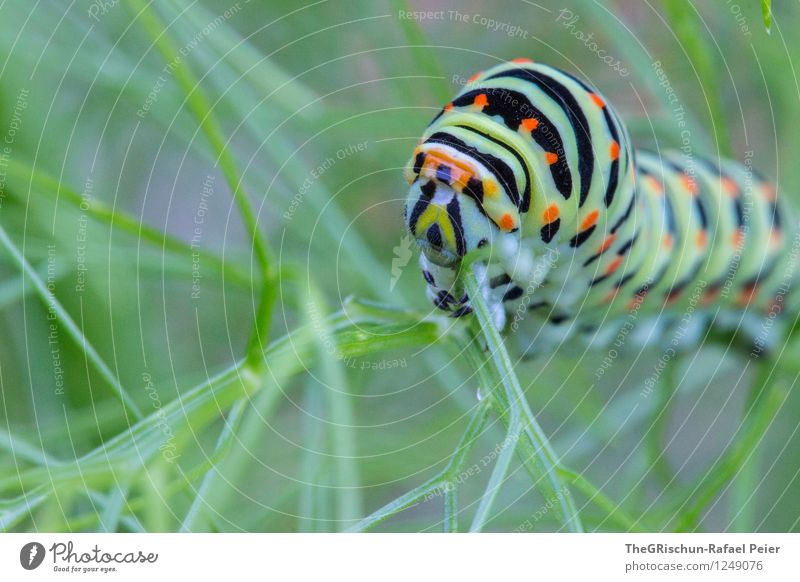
<box><xmin>1</xmin><ymin>533</ymin><xmax>798</xmax><ymax>580</ymax></box>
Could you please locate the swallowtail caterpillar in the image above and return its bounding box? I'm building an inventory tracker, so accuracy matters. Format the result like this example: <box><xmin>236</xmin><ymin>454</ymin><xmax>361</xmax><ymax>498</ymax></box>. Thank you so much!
<box><xmin>403</xmin><ymin>59</ymin><xmax>795</xmax><ymax>353</ymax></box>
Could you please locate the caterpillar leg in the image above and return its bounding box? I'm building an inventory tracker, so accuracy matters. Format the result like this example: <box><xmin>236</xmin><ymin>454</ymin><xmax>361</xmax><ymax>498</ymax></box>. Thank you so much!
<box><xmin>419</xmin><ymin>254</ymin><xmax>506</xmax><ymax>329</ymax></box>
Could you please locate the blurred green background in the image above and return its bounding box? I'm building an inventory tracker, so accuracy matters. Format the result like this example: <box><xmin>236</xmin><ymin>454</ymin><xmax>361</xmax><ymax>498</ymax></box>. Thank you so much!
<box><xmin>1</xmin><ymin>0</ymin><xmax>799</xmax><ymax>532</ymax></box>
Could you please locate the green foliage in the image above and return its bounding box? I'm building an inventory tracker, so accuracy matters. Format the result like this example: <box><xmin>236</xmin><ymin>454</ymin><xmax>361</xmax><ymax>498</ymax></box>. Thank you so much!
<box><xmin>762</xmin><ymin>0</ymin><xmax>773</xmax><ymax>34</ymax></box>
<box><xmin>0</xmin><ymin>0</ymin><xmax>798</xmax><ymax>533</ymax></box>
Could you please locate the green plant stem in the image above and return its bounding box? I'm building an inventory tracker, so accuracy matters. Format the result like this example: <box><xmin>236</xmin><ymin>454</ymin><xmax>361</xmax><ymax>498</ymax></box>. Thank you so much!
<box><xmin>0</xmin><ymin>260</ymin><xmax>65</xmax><ymax>309</ymax></box>
<box><xmin>1</xmin><ymin>303</ymin><xmax>446</xmax><ymax>527</ymax></box>
<box><xmin>4</xmin><ymin>159</ymin><xmax>250</xmax><ymax>288</ymax></box>
<box><xmin>0</xmin><ymin>488</ymin><xmax>50</xmax><ymax>531</ymax></box>
<box><xmin>348</xmin><ymin>475</ymin><xmax>445</xmax><ymax>532</ymax></box>
<box><xmin>461</xmin><ymin>266</ymin><xmax>583</xmax><ymax>532</ymax></box>
<box><xmin>0</xmin><ymin>223</ymin><xmax>143</xmax><ymax>419</ymax></box>
<box><xmin>436</xmin><ymin>399</ymin><xmax>493</xmax><ymax>532</ymax></box>
<box><xmin>762</xmin><ymin>0</ymin><xmax>773</xmax><ymax>34</ymax></box>
<box><xmin>298</xmin><ymin>379</ymin><xmax>329</xmax><ymax>533</ymax></box>
<box><xmin>0</xmin><ymin>427</ymin><xmax>136</xmax><ymax>533</ymax></box>
<box><xmin>557</xmin><ymin>467</ymin><xmax>644</xmax><ymax>532</ymax></box>
<box><xmin>729</xmin><ymin>360</ymin><xmax>773</xmax><ymax>531</ymax></box>
<box><xmin>348</xmin><ymin>399</ymin><xmax>491</xmax><ymax>532</ymax></box>
<box><xmin>672</xmin><ymin>364</ymin><xmax>785</xmax><ymax>531</ymax></box>
<box><xmin>661</xmin><ymin>0</ymin><xmax>732</xmax><ymax>157</ymax></box>
<box><xmin>443</xmin><ymin>485</ymin><xmax>458</xmax><ymax>533</ymax></box>
<box><xmin>125</xmin><ymin>0</ymin><xmax>275</xmax><ymax>365</ymax></box>
<box><xmin>466</xmin><ymin>323</ymin><xmax>644</xmax><ymax>532</ymax></box>
<box><xmin>469</xmin><ymin>424</ymin><xmax>516</xmax><ymax>532</ymax></box>
<box><xmin>729</xmin><ymin>445</ymin><xmax>758</xmax><ymax>532</ymax></box>
<box><xmin>0</xmin><ymin>428</ymin><xmax>59</xmax><ymax>466</ymax></box>
<box><xmin>645</xmin><ymin>359</ymin><xmax>679</xmax><ymax>486</ymax></box>
<box><xmin>388</xmin><ymin>0</ymin><xmax>451</xmax><ymax>103</ymax></box>
<box><xmin>308</xmin><ymin>283</ymin><xmax>364</xmax><ymax>528</ymax></box>
<box><xmin>179</xmin><ymin>399</ymin><xmax>247</xmax><ymax>532</ymax></box>
<box><xmin>99</xmin><ymin>480</ymin><xmax>131</xmax><ymax>532</ymax></box>
<box><xmin>89</xmin><ymin>490</ymin><xmax>144</xmax><ymax>533</ymax></box>
<box><xmin>161</xmin><ymin>0</ymin><xmax>320</xmax><ymax>116</ymax></box>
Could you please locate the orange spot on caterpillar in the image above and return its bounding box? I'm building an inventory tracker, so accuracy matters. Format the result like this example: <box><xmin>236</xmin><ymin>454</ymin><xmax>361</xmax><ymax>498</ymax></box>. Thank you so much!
<box><xmin>499</xmin><ymin>213</ymin><xmax>515</xmax><ymax>231</ymax></box>
<box><xmin>605</xmin><ymin>256</ymin><xmax>623</xmax><ymax>275</ymax></box>
<box><xmin>521</xmin><ymin>118</ymin><xmax>539</xmax><ymax>132</ymax></box>
<box><xmin>597</xmin><ymin>234</ymin><xmax>617</xmax><ymax>253</ymax></box>
<box><xmin>473</xmin><ymin>93</ymin><xmax>488</xmax><ymax>108</ymax></box>
<box><xmin>545</xmin><ymin>152</ymin><xmax>559</xmax><ymax>165</ymax></box>
<box><xmin>681</xmin><ymin>173</ymin><xmax>699</xmax><ymax>195</ymax></box>
<box><xmin>444</xmin><ymin>103</ymin><xmax>453</xmax><ymax>112</ymax></box>
<box><xmin>590</xmin><ymin>93</ymin><xmax>605</xmax><ymax>108</ymax></box>
<box><xmin>736</xmin><ymin>283</ymin><xmax>759</xmax><ymax>307</ymax></box>
<box><xmin>696</xmin><ymin>230</ymin><xmax>708</xmax><ymax>248</ymax></box>
<box><xmin>701</xmin><ymin>286</ymin><xmax>722</xmax><ymax>306</ymax></box>
<box><xmin>647</xmin><ymin>175</ymin><xmax>664</xmax><ymax>194</ymax></box>
<box><xmin>721</xmin><ymin>177</ymin><xmax>738</xmax><ymax>197</ymax></box>
<box><xmin>732</xmin><ymin>228</ymin><xmax>745</xmax><ymax>249</ymax></box>
<box><xmin>762</xmin><ymin>184</ymin><xmax>777</xmax><ymax>202</ymax></box>
<box><xmin>511</xmin><ymin>57</ymin><xmax>533</xmax><ymax>64</ymax></box>
<box><xmin>626</xmin><ymin>295</ymin><xmax>645</xmax><ymax>310</ymax></box>
<box><xmin>580</xmin><ymin>209</ymin><xmax>599</xmax><ymax>231</ymax></box>
<box><xmin>467</xmin><ymin>71</ymin><xmax>482</xmax><ymax>83</ymax></box>
<box><xmin>542</xmin><ymin>204</ymin><xmax>560</xmax><ymax>223</ymax></box>
<box><xmin>483</xmin><ymin>180</ymin><xmax>499</xmax><ymax>196</ymax></box>
<box><xmin>603</xmin><ymin>289</ymin><xmax>619</xmax><ymax>304</ymax></box>
<box><xmin>770</xmin><ymin>229</ymin><xmax>783</xmax><ymax>248</ymax></box>
<box><xmin>665</xmin><ymin>290</ymin><xmax>682</xmax><ymax>306</ymax></box>
<box><xmin>664</xmin><ymin>234</ymin><xmax>673</xmax><ymax>249</ymax></box>
<box><xmin>609</xmin><ymin>140</ymin><xmax>620</xmax><ymax>161</ymax></box>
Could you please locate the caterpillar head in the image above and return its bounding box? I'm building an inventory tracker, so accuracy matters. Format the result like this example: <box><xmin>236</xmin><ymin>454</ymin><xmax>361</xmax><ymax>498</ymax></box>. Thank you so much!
<box><xmin>403</xmin><ymin>144</ymin><xmax>519</xmax><ymax>267</ymax></box>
